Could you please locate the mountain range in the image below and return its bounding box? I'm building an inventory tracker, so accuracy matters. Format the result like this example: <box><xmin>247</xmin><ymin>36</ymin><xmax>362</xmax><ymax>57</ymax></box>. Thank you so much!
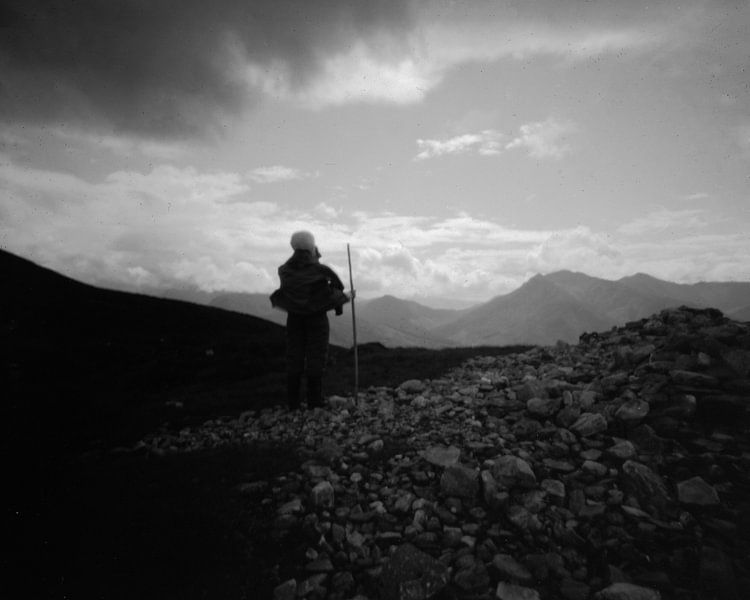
<box><xmin>206</xmin><ymin>269</ymin><xmax>750</xmax><ymax>347</ymax></box>
<box><xmin>4</xmin><ymin>248</ymin><xmax>748</xmax><ymax>348</ymax></box>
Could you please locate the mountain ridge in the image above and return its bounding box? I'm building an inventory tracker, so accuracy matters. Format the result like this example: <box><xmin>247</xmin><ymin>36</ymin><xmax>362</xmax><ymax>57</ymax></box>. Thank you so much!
<box><xmin>4</xmin><ymin>249</ymin><xmax>748</xmax><ymax>349</ymax></box>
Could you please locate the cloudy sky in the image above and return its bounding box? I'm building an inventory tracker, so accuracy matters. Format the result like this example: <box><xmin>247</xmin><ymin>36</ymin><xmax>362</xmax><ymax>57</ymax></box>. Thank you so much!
<box><xmin>1</xmin><ymin>0</ymin><xmax>749</xmax><ymax>307</ymax></box>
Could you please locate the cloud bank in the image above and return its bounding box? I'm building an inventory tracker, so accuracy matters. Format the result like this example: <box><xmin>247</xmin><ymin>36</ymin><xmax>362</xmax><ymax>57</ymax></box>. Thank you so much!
<box><xmin>416</xmin><ymin>119</ymin><xmax>575</xmax><ymax>161</ymax></box>
<box><xmin>2</xmin><ymin>157</ymin><xmax>747</xmax><ymax>304</ymax></box>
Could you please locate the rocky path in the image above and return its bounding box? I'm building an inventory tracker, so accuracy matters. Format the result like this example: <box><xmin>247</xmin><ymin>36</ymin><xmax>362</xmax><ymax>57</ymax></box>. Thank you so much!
<box><xmin>139</xmin><ymin>307</ymin><xmax>750</xmax><ymax>600</ymax></box>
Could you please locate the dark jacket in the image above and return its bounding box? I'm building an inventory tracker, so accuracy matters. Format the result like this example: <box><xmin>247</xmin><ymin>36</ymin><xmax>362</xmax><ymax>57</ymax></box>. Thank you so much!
<box><xmin>270</xmin><ymin>250</ymin><xmax>349</xmax><ymax>315</ymax></box>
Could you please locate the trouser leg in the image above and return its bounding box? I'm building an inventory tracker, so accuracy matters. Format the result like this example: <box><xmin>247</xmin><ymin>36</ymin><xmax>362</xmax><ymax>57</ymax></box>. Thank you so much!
<box><xmin>287</xmin><ymin>373</ymin><xmax>302</xmax><ymax>409</ymax></box>
<box><xmin>286</xmin><ymin>314</ymin><xmax>305</xmax><ymax>409</ymax></box>
<box><xmin>307</xmin><ymin>375</ymin><xmax>323</xmax><ymax>408</ymax></box>
<box><xmin>304</xmin><ymin>313</ymin><xmax>329</xmax><ymax>407</ymax></box>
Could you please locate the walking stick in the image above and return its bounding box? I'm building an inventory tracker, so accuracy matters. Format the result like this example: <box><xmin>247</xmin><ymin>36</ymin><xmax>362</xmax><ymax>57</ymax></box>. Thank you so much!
<box><xmin>346</xmin><ymin>244</ymin><xmax>359</xmax><ymax>403</ymax></box>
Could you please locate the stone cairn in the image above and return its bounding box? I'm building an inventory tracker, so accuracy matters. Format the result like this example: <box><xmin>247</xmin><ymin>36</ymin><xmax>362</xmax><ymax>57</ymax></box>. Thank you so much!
<box><xmin>139</xmin><ymin>307</ymin><xmax>750</xmax><ymax>600</ymax></box>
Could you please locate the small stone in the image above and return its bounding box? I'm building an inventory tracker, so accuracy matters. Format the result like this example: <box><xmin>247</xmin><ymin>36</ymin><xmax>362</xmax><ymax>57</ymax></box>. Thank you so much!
<box><xmin>443</xmin><ymin>526</ymin><xmax>463</xmax><ymax>547</ymax></box>
<box><xmin>305</xmin><ymin>558</ymin><xmax>334</xmax><ymax>572</ymax></box>
<box><xmin>669</xmin><ymin>370</ymin><xmax>718</xmax><ymax>387</ymax></box>
<box><xmin>399</xmin><ymin>379</ymin><xmax>426</xmax><ymax>393</ymax></box>
<box><xmin>420</xmin><ymin>445</ymin><xmax>461</xmax><ymax>468</ymax></box>
<box><xmin>541</xmin><ymin>478</ymin><xmax>566</xmax><ymax>501</ymax></box>
<box><xmin>515</xmin><ymin>380</ymin><xmax>546</xmax><ymax>403</ymax></box>
<box><xmin>394</xmin><ymin>492</ymin><xmax>416</xmax><ymax>513</ymax></box>
<box><xmin>454</xmin><ymin>562</ymin><xmax>491</xmax><ymax>591</ymax></box>
<box><xmin>580</xmin><ymin>448</ymin><xmax>602</xmax><ymax>461</ymax></box>
<box><xmin>543</xmin><ymin>458</ymin><xmax>576</xmax><ymax>472</ymax></box>
<box><xmin>492</xmin><ymin>554</ymin><xmax>533</xmax><ymax>584</ymax></box>
<box><xmin>700</xmin><ymin>545</ymin><xmax>738</xmax><ymax>599</ymax></box>
<box><xmin>658</xmin><ymin>394</ymin><xmax>696</xmax><ymax>419</ymax></box>
<box><xmin>527</xmin><ymin>396</ymin><xmax>562</xmax><ymax>418</ymax></box>
<box><xmin>278</xmin><ymin>498</ymin><xmax>303</xmax><ymax>515</ymax></box>
<box><xmin>331</xmin><ymin>571</ymin><xmax>355</xmax><ymax>594</ymax></box>
<box><xmin>481</xmin><ymin>470</ymin><xmax>498</xmax><ymax>505</ymax></box>
<box><xmin>621</xmin><ymin>461</ymin><xmax>670</xmax><ymax>509</ymax></box>
<box><xmin>379</xmin><ymin>543</ymin><xmax>450</xmax><ymax>600</ymax></box>
<box><xmin>440</xmin><ymin>464</ymin><xmax>479</xmax><ymax>499</ymax></box>
<box><xmin>560</xmin><ymin>579</ymin><xmax>590</xmax><ymax>600</ymax></box>
<box><xmin>507</xmin><ymin>505</ymin><xmax>541</xmax><ymax>531</ymax></box>
<box><xmin>677</xmin><ymin>476</ymin><xmax>720</xmax><ymax>506</ymax></box>
<box><xmin>607</xmin><ymin>440</ymin><xmax>637</xmax><ymax>460</ymax></box>
<box><xmin>570</xmin><ymin>413</ymin><xmax>608</xmax><ymax>437</ymax></box>
<box><xmin>311</xmin><ymin>481</ymin><xmax>334</xmax><ymax>508</ymax></box>
<box><xmin>491</xmin><ymin>455</ymin><xmax>537</xmax><ymax>488</ymax></box>
<box><xmin>496</xmin><ymin>581</ymin><xmax>542</xmax><ymax>600</ymax></box>
<box><xmin>296</xmin><ymin>574</ymin><xmax>328</xmax><ymax>597</ymax></box>
<box><xmin>316</xmin><ymin>438</ymin><xmax>343</xmax><ymax>463</ymax></box>
<box><xmin>582</xmin><ymin>460</ymin><xmax>608</xmax><ymax>477</ymax></box>
<box><xmin>557</xmin><ymin>405</ymin><xmax>582</xmax><ymax>428</ymax></box>
<box><xmin>595</xmin><ymin>582</ymin><xmax>661</xmax><ymax>600</ymax></box>
<box><xmin>615</xmin><ymin>399</ymin><xmax>650</xmax><ymax>422</ymax></box>
<box><xmin>273</xmin><ymin>579</ymin><xmax>297</xmax><ymax>600</ymax></box>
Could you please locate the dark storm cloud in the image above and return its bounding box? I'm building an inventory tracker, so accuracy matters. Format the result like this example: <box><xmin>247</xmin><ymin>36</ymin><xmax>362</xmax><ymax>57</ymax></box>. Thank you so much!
<box><xmin>0</xmin><ymin>0</ymin><xmax>415</xmax><ymax>137</ymax></box>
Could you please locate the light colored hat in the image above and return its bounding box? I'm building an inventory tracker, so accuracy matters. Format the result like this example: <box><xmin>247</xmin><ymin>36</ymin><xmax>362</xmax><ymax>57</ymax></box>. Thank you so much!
<box><xmin>290</xmin><ymin>230</ymin><xmax>316</xmax><ymax>252</ymax></box>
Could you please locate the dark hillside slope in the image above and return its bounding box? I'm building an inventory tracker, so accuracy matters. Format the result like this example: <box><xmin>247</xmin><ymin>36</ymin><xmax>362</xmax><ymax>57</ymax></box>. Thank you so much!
<box><xmin>1</xmin><ymin>249</ymin><xmax>289</xmax><ymax>447</ymax></box>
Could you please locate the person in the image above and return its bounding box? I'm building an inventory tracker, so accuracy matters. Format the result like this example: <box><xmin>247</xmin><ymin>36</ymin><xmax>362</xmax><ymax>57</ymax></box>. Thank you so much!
<box><xmin>270</xmin><ymin>231</ymin><xmax>351</xmax><ymax>409</ymax></box>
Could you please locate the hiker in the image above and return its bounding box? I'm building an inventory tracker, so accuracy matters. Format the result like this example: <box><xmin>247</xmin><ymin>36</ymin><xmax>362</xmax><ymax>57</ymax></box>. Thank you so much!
<box><xmin>270</xmin><ymin>230</ymin><xmax>351</xmax><ymax>409</ymax></box>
